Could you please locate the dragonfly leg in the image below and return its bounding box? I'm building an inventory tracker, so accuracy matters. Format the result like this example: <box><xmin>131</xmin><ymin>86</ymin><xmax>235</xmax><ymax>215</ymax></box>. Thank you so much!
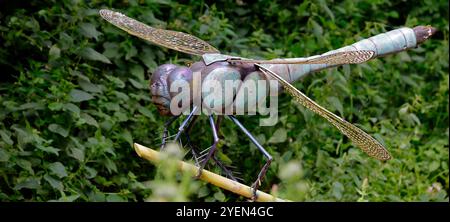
<box><xmin>208</xmin><ymin>115</ymin><xmax>241</xmax><ymax>180</ymax></box>
<box><xmin>173</xmin><ymin>106</ymin><xmax>199</xmax><ymax>143</ymax></box>
<box><xmin>184</xmin><ymin>126</ymin><xmax>238</xmax><ymax>181</ymax></box>
<box><xmin>184</xmin><ymin>115</ymin><xmax>200</xmax><ymax>165</ymax></box>
<box><xmin>185</xmin><ymin>114</ymin><xmax>199</xmax><ymax>137</ymax></box>
<box><xmin>215</xmin><ymin>115</ymin><xmax>223</xmax><ymax>132</ymax></box>
<box><xmin>181</xmin><ymin>114</ymin><xmax>238</xmax><ymax>181</ymax></box>
<box><xmin>228</xmin><ymin>115</ymin><xmax>273</xmax><ymax>201</ymax></box>
<box><xmin>195</xmin><ymin>114</ymin><xmax>220</xmax><ymax>179</ymax></box>
<box><xmin>160</xmin><ymin>115</ymin><xmax>181</xmax><ymax>150</ymax></box>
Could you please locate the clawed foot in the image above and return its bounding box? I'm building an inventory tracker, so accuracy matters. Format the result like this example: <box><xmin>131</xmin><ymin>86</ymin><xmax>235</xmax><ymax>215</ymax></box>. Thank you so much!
<box><xmin>195</xmin><ymin>168</ymin><xmax>204</xmax><ymax>179</ymax></box>
<box><xmin>250</xmin><ymin>179</ymin><xmax>261</xmax><ymax>201</ymax></box>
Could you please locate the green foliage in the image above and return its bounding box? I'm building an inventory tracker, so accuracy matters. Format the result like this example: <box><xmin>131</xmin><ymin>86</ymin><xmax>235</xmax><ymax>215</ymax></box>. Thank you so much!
<box><xmin>0</xmin><ymin>0</ymin><xmax>448</xmax><ymax>202</ymax></box>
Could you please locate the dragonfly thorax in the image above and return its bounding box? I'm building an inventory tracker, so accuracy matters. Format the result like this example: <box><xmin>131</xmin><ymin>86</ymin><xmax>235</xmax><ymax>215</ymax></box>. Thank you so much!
<box><xmin>150</xmin><ymin>61</ymin><xmax>270</xmax><ymax>116</ymax></box>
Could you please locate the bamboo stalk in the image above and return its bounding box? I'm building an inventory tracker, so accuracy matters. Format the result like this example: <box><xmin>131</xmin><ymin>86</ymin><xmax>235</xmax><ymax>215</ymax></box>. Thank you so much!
<box><xmin>134</xmin><ymin>143</ymin><xmax>289</xmax><ymax>202</ymax></box>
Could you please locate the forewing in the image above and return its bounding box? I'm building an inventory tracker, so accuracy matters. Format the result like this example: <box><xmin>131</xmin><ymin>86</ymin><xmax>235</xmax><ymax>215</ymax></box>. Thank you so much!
<box><xmin>256</xmin><ymin>64</ymin><xmax>391</xmax><ymax>161</ymax></box>
<box><xmin>229</xmin><ymin>50</ymin><xmax>375</xmax><ymax>65</ymax></box>
<box><xmin>99</xmin><ymin>9</ymin><xmax>219</xmax><ymax>55</ymax></box>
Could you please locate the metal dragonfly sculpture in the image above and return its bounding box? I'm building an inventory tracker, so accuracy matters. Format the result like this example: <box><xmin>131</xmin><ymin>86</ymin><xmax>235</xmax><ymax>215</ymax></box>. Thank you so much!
<box><xmin>99</xmin><ymin>9</ymin><xmax>436</xmax><ymax>200</ymax></box>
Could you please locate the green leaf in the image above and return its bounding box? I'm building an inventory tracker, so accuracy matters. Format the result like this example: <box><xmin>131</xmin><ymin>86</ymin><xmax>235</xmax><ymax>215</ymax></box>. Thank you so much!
<box><xmin>279</xmin><ymin>161</ymin><xmax>303</xmax><ymax>180</ymax></box>
<box><xmin>197</xmin><ymin>186</ymin><xmax>210</xmax><ymax>198</ymax></box>
<box><xmin>128</xmin><ymin>78</ymin><xmax>144</xmax><ymax>89</ymax></box>
<box><xmin>71</xmin><ymin>70</ymin><xmax>90</xmax><ymax>81</ymax></box>
<box><xmin>79</xmin><ymin>79</ymin><xmax>102</xmax><ymax>93</ymax></box>
<box><xmin>63</xmin><ymin>103</ymin><xmax>80</xmax><ymax>115</ymax></box>
<box><xmin>409</xmin><ymin>113</ymin><xmax>421</xmax><ymax>125</ymax></box>
<box><xmin>44</xmin><ymin>174</ymin><xmax>64</xmax><ymax>192</ymax></box>
<box><xmin>213</xmin><ymin>191</ymin><xmax>225</xmax><ymax>201</ymax></box>
<box><xmin>140</xmin><ymin>48</ymin><xmax>157</xmax><ymax>69</ymax></box>
<box><xmin>103</xmin><ymin>42</ymin><xmax>120</xmax><ymax>59</ymax></box>
<box><xmin>104</xmin><ymin>102</ymin><xmax>120</xmax><ymax>111</ymax></box>
<box><xmin>69</xmin><ymin>146</ymin><xmax>85</xmax><ymax>162</ymax></box>
<box><xmin>12</xmin><ymin>125</ymin><xmax>34</xmax><ymax>147</ymax></box>
<box><xmin>48</xmin><ymin>102</ymin><xmax>63</xmax><ymax>111</ymax></box>
<box><xmin>59</xmin><ymin>32</ymin><xmax>74</xmax><ymax>50</ymax></box>
<box><xmin>0</xmin><ymin>130</ymin><xmax>14</xmax><ymax>145</ymax></box>
<box><xmin>120</xmin><ymin>129</ymin><xmax>133</xmax><ymax>146</ymax></box>
<box><xmin>296</xmin><ymin>103</ymin><xmax>314</xmax><ymax>123</ymax></box>
<box><xmin>114</xmin><ymin>111</ymin><xmax>128</xmax><ymax>122</ymax></box>
<box><xmin>104</xmin><ymin>159</ymin><xmax>118</xmax><ymax>173</ymax></box>
<box><xmin>80</xmin><ymin>47</ymin><xmax>111</xmax><ymax>64</ymax></box>
<box><xmin>268</xmin><ymin>128</ymin><xmax>287</xmax><ymax>143</ymax></box>
<box><xmin>310</xmin><ymin>19</ymin><xmax>323</xmax><ymax>38</ymax></box>
<box><xmin>429</xmin><ymin>161</ymin><xmax>440</xmax><ymax>172</ymax></box>
<box><xmin>401</xmin><ymin>75</ymin><xmax>419</xmax><ymax>88</ymax></box>
<box><xmin>318</xmin><ymin>0</ymin><xmax>335</xmax><ymax>20</ymax></box>
<box><xmin>17</xmin><ymin>102</ymin><xmax>44</xmax><ymax>111</ymax></box>
<box><xmin>106</xmin><ymin>194</ymin><xmax>126</xmax><ymax>202</ymax></box>
<box><xmin>79</xmin><ymin>23</ymin><xmax>102</xmax><ymax>40</ymax></box>
<box><xmin>88</xmin><ymin>191</ymin><xmax>106</xmax><ymax>202</ymax></box>
<box><xmin>84</xmin><ymin>166</ymin><xmax>97</xmax><ymax>179</ymax></box>
<box><xmin>327</xmin><ymin>96</ymin><xmax>344</xmax><ymax>116</ymax></box>
<box><xmin>48</xmin><ymin>124</ymin><xmax>69</xmax><ymax>137</ymax></box>
<box><xmin>105</xmin><ymin>76</ymin><xmax>125</xmax><ymax>88</ymax></box>
<box><xmin>138</xmin><ymin>106</ymin><xmax>155</xmax><ymax>119</ymax></box>
<box><xmin>14</xmin><ymin>177</ymin><xmax>41</xmax><ymax>190</ymax></box>
<box><xmin>114</xmin><ymin>91</ymin><xmax>129</xmax><ymax>100</ymax></box>
<box><xmin>216</xmin><ymin>152</ymin><xmax>232</xmax><ymax>165</ymax></box>
<box><xmin>36</xmin><ymin>144</ymin><xmax>60</xmax><ymax>156</ymax></box>
<box><xmin>49</xmin><ymin>44</ymin><xmax>61</xmax><ymax>60</ymax></box>
<box><xmin>80</xmin><ymin>113</ymin><xmax>99</xmax><ymax>128</ymax></box>
<box><xmin>332</xmin><ymin>181</ymin><xmax>344</xmax><ymax>200</ymax></box>
<box><xmin>17</xmin><ymin>159</ymin><xmax>34</xmax><ymax>174</ymax></box>
<box><xmin>69</xmin><ymin>89</ymin><xmax>94</xmax><ymax>102</ymax></box>
<box><xmin>58</xmin><ymin>194</ymin><xmax>80</xmax><ymax>202</ymax></box>
<box><xmin>0</xmin><ymin>148</ymin><xmax>10</xmax><ymax>162</ymax></box>
<box><xmin>125</xmin><ymin>45</ymin><xmax>137</xmax><ymax>60</ymax></box>
<box><xmin>130</xmin><ymin>65</ymin><xmax>145</xmax><ymax>81</ymax></box>
<box><xmin>48</xmin><ymin>162</ymin><xmax>68</xmax><ymax>178</ymax></box>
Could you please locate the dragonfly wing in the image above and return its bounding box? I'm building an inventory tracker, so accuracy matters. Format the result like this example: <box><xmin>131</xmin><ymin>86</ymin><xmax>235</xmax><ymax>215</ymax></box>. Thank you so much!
<box><xmin>99</xmin><ymin>9</ymin><xmax>219</xmax><ymax>56</ymax></box>
<box><xmin>304</xmin><ymin>50</ymin><xmax>375</xmax><ymax>65</ymax></box>
<box><xmin>256</xmin><ymin>64</ymin><xmax>391</xmax><ymax>161</ymax></box>
<box><xmin>229</xmin><ymin>50</ymin><xmax>375</xmax><ymax>65</ymax></box>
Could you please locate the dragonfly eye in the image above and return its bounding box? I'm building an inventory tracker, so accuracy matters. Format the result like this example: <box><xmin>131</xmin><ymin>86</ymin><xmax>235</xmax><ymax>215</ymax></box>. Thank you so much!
<box><xmin>167</xmin><ymin>66</ymin><xmax>194</xmax><ymax>110</ymax></box>
<box><xmin>150</xmin><ymin>64</ymin><xmax>177</xmax><ymax>107</ymax></box>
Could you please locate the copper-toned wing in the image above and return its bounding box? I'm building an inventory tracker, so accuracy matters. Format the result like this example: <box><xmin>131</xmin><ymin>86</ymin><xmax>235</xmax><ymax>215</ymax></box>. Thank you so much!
<box><xmin>229</xmin><ymin>50</ymin><xmax>375</xmax><ymax>65</ymax></box>
<box><xmin>256</xmin><ymin>64</ymin><xmax>391</xmax><ymax>161</ymax></box>
<box><xmin>99</xmin><ymin>9</ymin><xmax>220</xmax><ymax>55</ymax></box>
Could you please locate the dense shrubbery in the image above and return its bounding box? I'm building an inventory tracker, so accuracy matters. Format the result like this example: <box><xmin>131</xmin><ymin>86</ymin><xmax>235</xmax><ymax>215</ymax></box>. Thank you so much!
<box><xmin>0</xmin><ymin>0</ymin><xmax>448</xmax><ymax>202</ymax></box>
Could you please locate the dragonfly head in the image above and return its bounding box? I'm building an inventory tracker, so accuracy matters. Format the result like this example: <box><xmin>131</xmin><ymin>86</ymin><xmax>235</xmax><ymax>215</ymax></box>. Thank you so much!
<box><xmin>150</xmin><ymin>64</ymin><xmax>176</xmax><ymax>116</ymax></box>
<box><xmin>150</xmin><ymin>62</ymin><xmax>206</xmax><ymax>116</ymax></box>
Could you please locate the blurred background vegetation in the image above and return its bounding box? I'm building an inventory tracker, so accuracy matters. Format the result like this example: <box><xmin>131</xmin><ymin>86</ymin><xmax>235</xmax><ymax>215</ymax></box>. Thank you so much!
<box><xmin>0</xmin><ymin>0</ymin><xmax>448</xmax><ymax>202</ymax></box>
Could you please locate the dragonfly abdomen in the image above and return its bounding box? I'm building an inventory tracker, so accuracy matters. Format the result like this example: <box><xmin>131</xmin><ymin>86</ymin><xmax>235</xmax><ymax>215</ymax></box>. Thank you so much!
<box><xmin>262</xmin><ymin>26</ymin><xmax>435</xmax><ymax>84</ymax></box>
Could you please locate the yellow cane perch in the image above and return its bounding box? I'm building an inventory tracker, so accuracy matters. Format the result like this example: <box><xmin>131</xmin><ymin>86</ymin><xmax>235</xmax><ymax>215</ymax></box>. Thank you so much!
<box><xmin>133</xmin><ymin>143</ymin><xmax>288</xmax><ymax>202</ymax></box>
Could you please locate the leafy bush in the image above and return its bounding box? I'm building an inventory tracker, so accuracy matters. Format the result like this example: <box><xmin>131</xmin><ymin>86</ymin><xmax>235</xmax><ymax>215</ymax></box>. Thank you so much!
<box><xmin>0</xmin><ymin>0</ymin><xmax>448</xmax><ymax>202</ymax></box>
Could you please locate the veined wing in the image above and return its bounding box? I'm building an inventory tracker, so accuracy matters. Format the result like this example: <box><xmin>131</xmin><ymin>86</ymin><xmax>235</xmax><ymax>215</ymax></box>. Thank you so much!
<box><xmin>230</xmin><ymin>50</ymin><xmax>375</xmax><ymax>65</ymax></box>
<box><xmin>99</xmin><ymin>9</ymin><xmax>219</xmax><ymax>56</ymax></box>
<box><xmin>256</xmin><ymin>64</ymin><xmax>391</xmax><ymax>161</ymax></box>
